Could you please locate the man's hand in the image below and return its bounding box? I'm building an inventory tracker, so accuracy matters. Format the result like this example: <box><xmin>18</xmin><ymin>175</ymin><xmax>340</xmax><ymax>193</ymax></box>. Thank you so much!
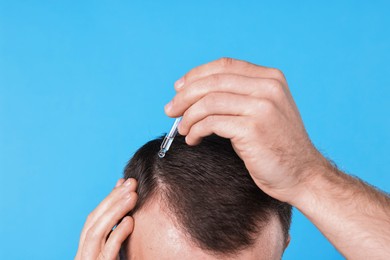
<box><xmin>165</xmin><ymin>58</ymin><xmax>390</xmax><ymax>259</ymax></box>
<box><xmin>165</xmin><ymin>57</ymin><xmax>325</xmax><ymax>203</ymax></box>
<box><xmin>75</xmin><ymin>178</ymin><xmax>137</xmax><ymax>260</ymax></box>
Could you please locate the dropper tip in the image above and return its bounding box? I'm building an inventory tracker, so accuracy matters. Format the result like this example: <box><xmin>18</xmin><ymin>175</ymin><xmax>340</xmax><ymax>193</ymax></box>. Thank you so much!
<box><xmin>158</xmin><ymin>150</ymin><xmax>166</xmax><ymax>158</ymax></box>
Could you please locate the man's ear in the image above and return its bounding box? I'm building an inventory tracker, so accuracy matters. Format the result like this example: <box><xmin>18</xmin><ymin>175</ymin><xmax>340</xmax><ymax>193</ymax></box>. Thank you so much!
<box><xmin>285</xmin><ymin>235</ymin><xmax>291</xmax><ymax>250</ymax></box>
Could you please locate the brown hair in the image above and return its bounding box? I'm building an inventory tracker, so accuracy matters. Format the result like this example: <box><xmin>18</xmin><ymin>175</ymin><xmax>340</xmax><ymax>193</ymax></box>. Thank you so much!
<box><xmin>123</xmin><ymin>134</ymin><xmax>292</xmax><ymax>256</ymax></box>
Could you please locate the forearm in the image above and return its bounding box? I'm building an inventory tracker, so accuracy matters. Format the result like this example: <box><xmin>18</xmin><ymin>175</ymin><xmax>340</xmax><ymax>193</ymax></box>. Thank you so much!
<box><xmin>165</xmin><ymin>57</ymin><xmax>390</xmax><ymax>258</ymax></box>
<box><xmin>292</xmin><ymin>161</ymin><xmax>390</xmax><ymax>259</ymax></box>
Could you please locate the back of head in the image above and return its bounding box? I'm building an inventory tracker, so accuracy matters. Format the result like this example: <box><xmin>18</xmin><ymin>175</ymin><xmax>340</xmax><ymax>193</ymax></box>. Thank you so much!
<box><xmin>123</xmin><ymin>134</ymin><xmax>292</xmax><ymax>256</ymax></box>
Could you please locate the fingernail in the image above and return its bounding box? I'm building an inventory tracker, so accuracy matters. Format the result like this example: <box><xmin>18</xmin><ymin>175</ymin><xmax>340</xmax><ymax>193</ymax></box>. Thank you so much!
<box><xmin>115</xmin><ymin>179</ymin><xmax>122</xmax><ymax>188</ymax></box>
<box><xmin>165</xmin><ymin>101</ymin><xmax>172</xmax><ymax>112</ymax></box>
<box><xmin>175</xmin><ymin>77</ymin><xmax>184</xmax><ymax>89</ymax></box>
<box><xmin>124</xmin><ymin>178</ymin><xmax>132</xmax><ymax>186</ymax></box>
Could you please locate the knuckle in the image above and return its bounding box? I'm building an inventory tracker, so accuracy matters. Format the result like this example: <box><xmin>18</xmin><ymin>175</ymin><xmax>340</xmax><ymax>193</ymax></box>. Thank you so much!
<box><xmin>190</xmin><ymin>121</ymin><xmax>202</xmax><ymax>136</ymax></box>
<box><xmin>191</xmin><ymin>117</ymin><xmax>208</xmax><ymax>136</ymax></box>
<box><xmin>182</xmin><ymin>85</ymin><xmax>204</xmax><ymax>110</ymax></box>
<box><xmin>182</xmin><ymin>83</ymin><xmax>202</xmax><ymax>105</ymax></box>
<box><xmin>268</xmin><ymin>68</ymin><xmax>286</xmax><ymax>81</ymax></box>
<box><xmin>183</xmin><ymin>107</ymin><xmax>197</xmax><ymax>127</ymax></box>
<box><xmin>218</xmin><ymin>57</ymin><xmax>235</xmax><ymax>68</ymax></box>
<box><xmin>266</xmin><ymin>79</ymin><xmax>285</xmax><ymax>99</ymax></box>
<box><xmin>85</xmin><ymin>227</ymin><xmax>99</xmax><ymax>240</ymax></box>
<box><xmin>256</xmin><ymin>100</ymin><xmax>276</xmax><ymax>117</ymax></box>
<box><xmin>246</xmin><ymin>119</ymin><xmax>259</xmax><ymax>135</ymax></box>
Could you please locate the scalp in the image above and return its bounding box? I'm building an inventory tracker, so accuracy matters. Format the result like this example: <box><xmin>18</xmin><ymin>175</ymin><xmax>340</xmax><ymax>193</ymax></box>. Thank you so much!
<box><xmin>123</xmin><ymin>134</ymin><xmax>292</xmax><ymax>256</ymax></box>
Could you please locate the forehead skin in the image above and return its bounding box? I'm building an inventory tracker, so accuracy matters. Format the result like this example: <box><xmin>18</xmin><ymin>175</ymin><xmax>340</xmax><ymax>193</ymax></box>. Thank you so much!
<box><xmin>126</xmin><ymin>199</ymin><xmax>286</xmax><ymax>260</ymax></box>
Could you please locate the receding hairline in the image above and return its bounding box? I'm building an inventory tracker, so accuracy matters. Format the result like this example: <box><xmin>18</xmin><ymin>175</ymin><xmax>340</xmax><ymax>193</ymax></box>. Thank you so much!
<box><xmin>127</xmin><ymin>167</ymin><xmax>287</xmax><ymax>258</ymax></box>
<box><xmin>123</xmin><ymin>134</ymin><xmax>292</xmax><ymax>256</ymax></box>
<box><xmin>129</xmin><ymin>194</ymin><xmax>287</xmax><ymax>259</ymax></box>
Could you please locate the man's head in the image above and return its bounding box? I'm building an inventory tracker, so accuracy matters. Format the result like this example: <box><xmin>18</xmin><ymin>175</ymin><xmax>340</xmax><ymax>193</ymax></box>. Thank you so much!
<box><xmin>121</xmin><ymin>135</ymin><xmax>292</xmax><ymax>259</ymax></box>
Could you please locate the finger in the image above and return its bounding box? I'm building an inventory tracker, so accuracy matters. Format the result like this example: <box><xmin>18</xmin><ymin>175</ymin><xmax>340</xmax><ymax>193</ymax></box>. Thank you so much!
<box><xmin>179</xmin><ymin>93</ymin><xmax>266</xmax><ymax>135</ymax></box>
<box><xmin>185</xmin><ymin>115</ymin><xmax>252</xmax><ymax>146</ymax></box>
<box><xmin>82</xmin><ymin>191</ymin><xmax>138</xmax><ymax>260</ymax></box>
<box><xmin>185</xmin><ymin>99</ymin><xmax>278</xmax><ymax>146</ymax></box>
<box><xmin>115</xmin><ymin>178</ymin><xmax>125</xmax><ymax>188</ymax></box>
<box><xmin>167</xmin><ymin>74</ymin><xmax>285</xmax><ymax>117</ymax></box>
<box><xmin>174</xmin><ymin>57</ymin><xmax>285</xmax><ymax>91</ymax></box>
<box><xmin>78</xmin><ymin>179</ymin><xmax>137</xmax><ymax>252</ymax></box>
<box><xmin>86</xmin><ymin>179</ymin><xmax>137</xmax><ymax>228</ymax></box>
<box><xmin>100</xmin><ymin>216</ymin><xmax>134</xmax><ymax>260</ymax></box>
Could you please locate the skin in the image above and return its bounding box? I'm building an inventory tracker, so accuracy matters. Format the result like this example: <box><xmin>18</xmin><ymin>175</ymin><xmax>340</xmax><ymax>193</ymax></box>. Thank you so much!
<box><xmin>126</xmin><ymin>197</ymin><xmax>286</xmax><ymax>259</ymax></box>
<box><xmin>75</xmin><ymin>179</ymin><xmax>287</xmax><ymax>260</ymax></box>
<box><xmin>75</xmin><ymin>178</ymin><xmax>138</xmax><ymax>260</ymax></box>
<box><xmin>76</xmin><ymin>58</ymin><xmax>390</xmax><ymax>259</ymax></box>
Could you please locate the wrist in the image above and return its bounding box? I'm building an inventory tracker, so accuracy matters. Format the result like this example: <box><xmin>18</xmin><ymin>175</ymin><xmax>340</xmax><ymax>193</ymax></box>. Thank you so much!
<box><xmin>287</xmin><ymin>155</ymin><xmax>337</xmax><ymax>208</ymax></box>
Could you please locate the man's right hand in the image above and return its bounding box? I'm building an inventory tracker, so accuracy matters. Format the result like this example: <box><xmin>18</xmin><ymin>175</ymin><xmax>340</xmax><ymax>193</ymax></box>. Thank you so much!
<box><xmin>165</xmin><ymin>58</ymin><xmax>390</xmax><ymax>259</ymax></box>
<box><xmin>165</xmin><ymin>58</ymin><xmax>324</xmax><ymax>203</ymax></box>
<box><xmin>75</xmin><ymin>178</ymin><xmax>138</xmax><ymax>260</ymax></box>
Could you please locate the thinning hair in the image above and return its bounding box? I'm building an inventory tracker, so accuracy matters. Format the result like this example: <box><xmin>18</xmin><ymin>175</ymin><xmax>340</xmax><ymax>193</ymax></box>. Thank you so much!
<box><xmin>122</xmin><ymin>134</ymin><xmax>292</xmax><ymax>256</ymax></box>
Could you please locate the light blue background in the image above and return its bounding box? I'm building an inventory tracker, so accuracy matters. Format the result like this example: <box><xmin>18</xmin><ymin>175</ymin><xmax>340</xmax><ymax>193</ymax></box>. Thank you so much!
<box><xmin>1</xmin><ymin>1</ymin><xmax>389</xmax><ymax>259</ymax></box>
